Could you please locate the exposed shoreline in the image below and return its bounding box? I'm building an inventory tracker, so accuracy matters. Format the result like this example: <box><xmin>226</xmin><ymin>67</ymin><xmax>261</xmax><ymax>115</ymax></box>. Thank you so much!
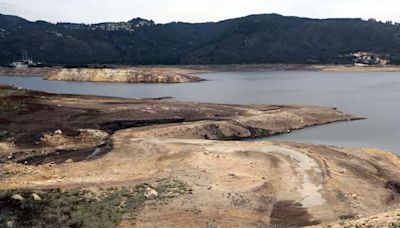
<box><xmin>1</xmin><ymin>64</ymin><xmax>400</xmax><ymax>84</ymax></box>
<box><xmin>185</xmin><ymin>64</ymin><xmax>400</xmax><ymax>72</ymax></box>
<box><xmin>1</xmin><ymin>85</ymin><xmax>400</xmax><ymax>227</ymax></box>
<box><xmin>0</xmin><ymin>67</ymin><xmax>205</xmax><ymax>83</ymax></box>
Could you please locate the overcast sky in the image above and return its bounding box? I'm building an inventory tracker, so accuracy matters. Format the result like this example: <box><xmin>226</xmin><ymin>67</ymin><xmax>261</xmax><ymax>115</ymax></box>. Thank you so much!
<box><xmin>1</xmin><ymin>0</ymin><xmax>400</xmax><ymax>24</ymax></box>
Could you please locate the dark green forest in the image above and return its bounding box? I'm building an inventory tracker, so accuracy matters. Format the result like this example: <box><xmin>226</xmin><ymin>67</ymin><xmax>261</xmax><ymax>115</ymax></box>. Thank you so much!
<box><xmin>1</xmin><ymin>13</ymin><xmax>400</xmax><ymax>65</ymax></box>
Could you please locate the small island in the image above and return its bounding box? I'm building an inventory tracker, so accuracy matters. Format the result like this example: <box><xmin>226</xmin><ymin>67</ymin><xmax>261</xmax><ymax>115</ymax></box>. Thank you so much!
<box><xmin>44</xmin><ymin>67</ymin><xmax>205</xmax><ymax>83</ymax></box>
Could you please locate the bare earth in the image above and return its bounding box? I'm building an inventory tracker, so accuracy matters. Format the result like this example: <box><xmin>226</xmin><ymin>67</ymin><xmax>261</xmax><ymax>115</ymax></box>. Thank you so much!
<box><xmin>1</xmin><ymin>84</ymin><xmax>400</xmax><ymax>227</ymax></box>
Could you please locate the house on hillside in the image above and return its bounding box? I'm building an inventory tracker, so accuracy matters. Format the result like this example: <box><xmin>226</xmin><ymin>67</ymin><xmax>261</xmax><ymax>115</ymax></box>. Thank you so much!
<box><xmin>352</xmin><ymin>52</ymin><xmax>390</xmax><ymax>66</ymax></box>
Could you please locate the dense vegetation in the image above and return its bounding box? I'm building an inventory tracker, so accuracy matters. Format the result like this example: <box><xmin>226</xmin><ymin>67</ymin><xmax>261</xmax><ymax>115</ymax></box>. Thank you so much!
<box><xmin>1</xmin><ymin>13</ymin><xmax>400</xmax><ymax>65</ymax></box>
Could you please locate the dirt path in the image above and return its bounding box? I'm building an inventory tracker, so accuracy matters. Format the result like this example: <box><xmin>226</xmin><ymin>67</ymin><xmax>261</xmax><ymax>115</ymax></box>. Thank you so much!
<box><xmin>3</xmin><ymin>132</ymin><xmax>400</xmax><ymax>227</ymax></box>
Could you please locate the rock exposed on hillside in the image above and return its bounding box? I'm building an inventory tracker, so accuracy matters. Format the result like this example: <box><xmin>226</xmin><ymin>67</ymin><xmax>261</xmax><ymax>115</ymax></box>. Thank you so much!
<box><xmin>11</xmin><ymin>194</ymin><xmax>24</xmax><ymax>201</ymax></box>
<box><xmin>31</xmin><ymin>193</ymin><xmax>42</xmax><ymax>201</ymax></box>
<box><xmin>144</xmin><ymin>187</ymin><xmax>159</xmax><ymax>199</ymax></box>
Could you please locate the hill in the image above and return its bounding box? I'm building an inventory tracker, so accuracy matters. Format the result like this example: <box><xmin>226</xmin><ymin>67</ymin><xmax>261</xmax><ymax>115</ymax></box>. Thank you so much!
<box><xmin>1</xmin><ymin>13</ymin><xmax>400</xmax><ymax>65</ymax></box>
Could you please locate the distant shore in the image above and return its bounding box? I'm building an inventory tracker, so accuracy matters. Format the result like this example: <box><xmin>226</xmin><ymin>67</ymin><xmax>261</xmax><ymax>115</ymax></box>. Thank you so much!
<box><xmin>1</xmin><ymin>64</ymin><xmax>400</xmax><ymax>83</ymax></box>
<box><xmin>182</xmin><ymin>64</ymin><xmax>400</xmax><ymax>73</ymax></box>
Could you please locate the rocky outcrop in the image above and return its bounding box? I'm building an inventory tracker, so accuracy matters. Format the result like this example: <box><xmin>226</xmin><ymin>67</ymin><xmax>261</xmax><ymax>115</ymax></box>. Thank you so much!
<box><xmin>44</xmin><ymin>68</ymin><xmax>204</xmax><ymax>83</ymax></box>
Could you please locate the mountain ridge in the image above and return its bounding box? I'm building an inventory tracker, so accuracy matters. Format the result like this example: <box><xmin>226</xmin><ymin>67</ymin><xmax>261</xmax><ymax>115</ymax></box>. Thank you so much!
<box><xmin>1</xmin><ymin>13</ymin><xmax>400</xmax><ymax>65</ymax></box>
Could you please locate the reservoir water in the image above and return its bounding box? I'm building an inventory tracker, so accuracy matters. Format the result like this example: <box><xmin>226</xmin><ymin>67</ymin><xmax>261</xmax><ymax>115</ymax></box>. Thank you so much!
<box><xmin>1</xmin><ymin>71</ymin><xmax>399</xmax><ymax>154</ymax></box>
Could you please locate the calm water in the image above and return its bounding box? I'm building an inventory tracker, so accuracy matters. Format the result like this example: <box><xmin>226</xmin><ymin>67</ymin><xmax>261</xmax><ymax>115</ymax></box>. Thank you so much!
<box><xmin>1</xmin><ymin>71</ymin><xmax>400</xmax><ymax>154</ymax></box>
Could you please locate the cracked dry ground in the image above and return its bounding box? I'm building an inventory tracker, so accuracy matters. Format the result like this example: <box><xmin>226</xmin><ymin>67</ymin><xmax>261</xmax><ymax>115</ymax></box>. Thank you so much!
<box><xmin>1</xmin><ymin>84</ymin><xmax>400</xmax><ymax>227</ymax></box>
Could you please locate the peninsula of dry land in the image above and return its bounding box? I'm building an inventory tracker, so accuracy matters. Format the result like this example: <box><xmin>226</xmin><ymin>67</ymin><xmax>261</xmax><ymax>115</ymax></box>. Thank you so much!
<box><xmin>1</xmin><ymin>85</ymin><xmax>400</xmax><ymax>227</ymax></box>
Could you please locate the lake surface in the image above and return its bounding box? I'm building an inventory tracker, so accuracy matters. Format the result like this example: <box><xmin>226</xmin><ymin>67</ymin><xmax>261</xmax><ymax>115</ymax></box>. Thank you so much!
<box><xmin>1</xmin><ymin>71</ymin><xmax>400</xmax><ymax>154</ymax></box>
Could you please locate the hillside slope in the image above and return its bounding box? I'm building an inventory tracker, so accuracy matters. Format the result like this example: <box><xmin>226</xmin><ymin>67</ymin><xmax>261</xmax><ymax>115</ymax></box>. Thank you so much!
<box><xmin>1</xmin><ymin>13</ymin><xmax>400</xmax><ymax>65</ymax></box>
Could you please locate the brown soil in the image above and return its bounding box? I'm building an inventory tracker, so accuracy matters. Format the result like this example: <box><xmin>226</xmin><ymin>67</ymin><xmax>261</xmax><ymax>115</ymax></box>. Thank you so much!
<box><xmin>1</xmin><ymin>84</ymin><xmax>399</xmax><ymax>227</ymax></box>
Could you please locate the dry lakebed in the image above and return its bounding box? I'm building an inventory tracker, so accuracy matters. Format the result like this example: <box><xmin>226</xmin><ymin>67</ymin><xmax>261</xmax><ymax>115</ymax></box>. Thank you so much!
<box><xmin>0</xmin><ymin>83</ymin><xmax>400</xmax><ymax>227</ymax></box>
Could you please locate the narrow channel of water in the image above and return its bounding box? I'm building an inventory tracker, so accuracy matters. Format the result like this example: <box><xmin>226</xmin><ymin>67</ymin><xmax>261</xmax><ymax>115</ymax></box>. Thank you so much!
<box><xmin>1</xmin><ymin>71</ymin><xmax>399</xmax><ymax>154</ymax></box>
